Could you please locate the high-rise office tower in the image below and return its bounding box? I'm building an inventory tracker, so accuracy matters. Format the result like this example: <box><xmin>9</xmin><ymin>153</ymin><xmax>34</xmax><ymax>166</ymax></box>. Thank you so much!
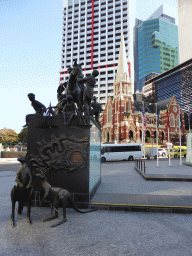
<box><xmin>59</xmin><ymin>0</ymin><xmax>130</xmax><ymax>107</ymax></box>
<box><xmin>133</xmin><ymin>4</ymin><xmax>179</xmax><ymax>93</ymax></box>
<box><xmin>178</xmin><ymin>0</ymin><xmax>192</xmax><ymax>64</ymax></box>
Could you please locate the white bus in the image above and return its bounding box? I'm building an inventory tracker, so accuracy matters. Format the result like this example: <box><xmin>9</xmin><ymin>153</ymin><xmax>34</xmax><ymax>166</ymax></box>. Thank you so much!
<box><xmin>101</xmin><ymin>143</ymin><xmax>142</xmax><ymax>162</ymax></box>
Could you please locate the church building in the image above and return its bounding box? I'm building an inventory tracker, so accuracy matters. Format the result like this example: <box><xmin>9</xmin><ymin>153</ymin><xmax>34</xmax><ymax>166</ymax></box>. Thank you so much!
<box><xmin>100</xmin><ymin>33</ymin><xmax>186</xmax><ymax>145</ymax></box>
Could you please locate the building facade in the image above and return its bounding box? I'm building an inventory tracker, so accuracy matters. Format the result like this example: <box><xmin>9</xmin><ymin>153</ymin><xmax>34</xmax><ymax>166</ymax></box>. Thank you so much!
<box><xmin>144</xmin><ymin>58</ymin><xmax>192</xmax><ymax>131</ymax></box>
<box><xmin>101</xmin><ymin>94</ymin><xmax>186</xmax><ymax>145</ymax></box>
<box><xmin>59</xmin><ymin>0</ymin><xmax>131</xmax><ymax>107</ymax></box>
<box><xmin>134</xmin><ymin>4</ymin><xmax>179</xmax><ymax>93</ymax></box>
<box><xmin>178</xmin><ymin>0</ymin><xmax>192</xmax><ymax>64</ymax></box>
<box><xmin>101</xmin><ymin>36</ymin><xmax>186</xmax><ymax>145</ymax></box>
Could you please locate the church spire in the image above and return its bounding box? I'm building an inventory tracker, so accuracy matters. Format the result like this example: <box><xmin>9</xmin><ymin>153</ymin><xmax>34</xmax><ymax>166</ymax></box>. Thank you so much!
<box><xmin>114</xmin><ymin>31</ymin><xmax>130</xmax><ymax>84</ymax></box>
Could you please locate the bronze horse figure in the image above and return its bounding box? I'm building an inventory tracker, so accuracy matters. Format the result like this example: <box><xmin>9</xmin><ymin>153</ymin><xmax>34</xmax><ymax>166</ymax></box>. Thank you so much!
<box><xmin>66</xmin><ymin>62</ymin><xmax>84</xmax><ymax>110</ymax></box>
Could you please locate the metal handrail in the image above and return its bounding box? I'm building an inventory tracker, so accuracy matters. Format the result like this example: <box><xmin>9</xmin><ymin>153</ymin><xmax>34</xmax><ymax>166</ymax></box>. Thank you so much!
<box><xmin>135</xmin><ymin>158</ymin><xmax>146</xmax><ymax>174</ymax></box>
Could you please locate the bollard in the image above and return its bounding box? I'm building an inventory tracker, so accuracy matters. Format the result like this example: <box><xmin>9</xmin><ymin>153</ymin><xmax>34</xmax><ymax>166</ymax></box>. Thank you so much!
<box><xmin>144</xmin><ymin>161</ymin><xmax>145</xmax><ymax>174</ymax></box>
<box><xmin>141</xmin><ymin>160</ymin><xmax>142</xmax><ymax>172</ymax></box>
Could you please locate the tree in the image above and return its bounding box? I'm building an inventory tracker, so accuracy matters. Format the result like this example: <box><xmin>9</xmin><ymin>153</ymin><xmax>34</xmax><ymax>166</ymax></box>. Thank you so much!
<box><xmin>0</xmin><ymin>128</ymin><xmax>18</xmax><ymax>146</ymax></box>
<box><xmin>18</xmin><ymin>127</ymin><xmax>28</xmax><ymax>144</ymax></box>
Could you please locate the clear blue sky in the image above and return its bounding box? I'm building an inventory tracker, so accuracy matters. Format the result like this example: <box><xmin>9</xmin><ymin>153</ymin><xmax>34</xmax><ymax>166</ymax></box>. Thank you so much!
<box><xmin>0</xmin><ymin>0</ymin><xmax>178</xmax><ymax>133</ymax></box>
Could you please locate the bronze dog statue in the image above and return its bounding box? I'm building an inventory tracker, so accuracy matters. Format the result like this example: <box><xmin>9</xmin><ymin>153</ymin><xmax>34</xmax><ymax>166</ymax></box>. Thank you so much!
<box><xmin>10</xmin><ymin>156</ymin><xmax>33</xmax><ymax>227</ymax></box>
<box><xmin>35</xmin><ymin>172</ymin><xmax>96</xmax><ymax>227</ymax></box>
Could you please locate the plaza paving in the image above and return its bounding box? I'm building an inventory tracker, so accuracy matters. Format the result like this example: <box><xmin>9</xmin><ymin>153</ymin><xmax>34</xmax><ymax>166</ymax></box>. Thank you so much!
<box><xmin>0</xmin><ymin>158</ymin><xmax>192</xmax><ymax>255</ymax></box>
<box><xmin>91</xmin><ymin>158</ymin><xmax>192</xmax><ymax>212</ymax></box>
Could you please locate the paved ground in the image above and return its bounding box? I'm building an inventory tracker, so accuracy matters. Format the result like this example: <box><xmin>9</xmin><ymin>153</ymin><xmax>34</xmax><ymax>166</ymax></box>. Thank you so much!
<box><xmin>97</xmin><ymin>159</ymin><xmax>192</xmax><ymax>195</ymax></box>
<box><xmin>0</xmin><ymin>159</ymin><xmax>192</xmax><ymax>255</ymax></box>
<box><xmin>91</xmin><ymin>158</ymin><xmax>192</xmax><ymax>212</ymax></box>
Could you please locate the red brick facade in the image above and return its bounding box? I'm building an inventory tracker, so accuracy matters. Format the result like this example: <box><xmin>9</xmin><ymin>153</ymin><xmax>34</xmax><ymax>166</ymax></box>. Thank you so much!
<box><xmin>100</xmin><ymin>81</ymin><xmax>186</xmax><ymax>145</ymax></box>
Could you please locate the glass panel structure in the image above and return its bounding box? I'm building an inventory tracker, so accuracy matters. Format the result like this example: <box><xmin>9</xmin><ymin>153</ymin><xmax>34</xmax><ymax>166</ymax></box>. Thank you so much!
<box><xmin>89</xmin><ymin>120</ymin><xmax>101</xmax><ymax>192</ymax></box>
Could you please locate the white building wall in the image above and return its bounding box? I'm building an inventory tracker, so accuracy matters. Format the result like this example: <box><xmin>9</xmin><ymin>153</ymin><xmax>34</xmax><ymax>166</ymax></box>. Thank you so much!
<box><xmin>178</xmin><ymin>0</ymin><xmax>192</xmax><ymax>63</ymax></box>
<box><xmin>59</xmin><ymin>0</ymin><xmax>130</xmax><ymax>107</ymax></box>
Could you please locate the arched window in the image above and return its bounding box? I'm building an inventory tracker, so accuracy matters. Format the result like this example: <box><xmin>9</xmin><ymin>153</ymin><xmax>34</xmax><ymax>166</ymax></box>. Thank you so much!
<box><xmin>107</xmin><ymin>132</ymin><xmax>109</xmax><ymax>142</ymax></box>
<box><xmin>125</xmin><ymin>86</ymin><xmax>128</xmax><ymax>95</ymax></box>
<box><xmin>107</xmin><ymin>104</ymin><xmax>112</xmax><ymax>123</ymax></box>
<box><xmin>170</xmin><ymin>114</ymin><xmax>175</xmax><ymax>127</ymax></box>
<box><xmin>128</xmin><ymin>101</ymin><xmax>131</xmax><ymax>112</ymax></box>
<box><xmin>176</xmin><ymin>114</ymin><xmax>180</xmax><ymax>127</ymax></box>
<box><xmin>124</xmin><ymin>100</ymin><xmax>126</xmax><ymax>111</ymax></box>
<box><xmin>146</xmin><ymin>130</ymin><xmax>150</xmax><ymax>137</ymax></box>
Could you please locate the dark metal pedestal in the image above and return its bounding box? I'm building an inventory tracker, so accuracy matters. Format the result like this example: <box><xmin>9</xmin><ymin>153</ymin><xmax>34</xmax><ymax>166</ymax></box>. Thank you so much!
<box><xmin>26</xmin><ymin>114</ymin><xmax>101</xmax><ymax>207</ymax></box>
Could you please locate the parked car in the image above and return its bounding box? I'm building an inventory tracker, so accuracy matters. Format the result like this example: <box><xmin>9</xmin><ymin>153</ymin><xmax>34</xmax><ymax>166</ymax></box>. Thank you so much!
<box><xmin>158</xmin><ymin>148</ymin><xmax>167</xmax><ymax>157</ymax></box>
<box><xmin>176</xmin><ymin>148</ymin><xmax>187</xmax><ymax>158</ymax></box>
<box><xmin>169</xmin><ymin>148</ymin><xmax>178</xmax><ymax>158</ymax></box>
<box><xmin>168</xmin><ymin>147</ymin><xmax>187</xmax><ymax>158</ymax></box>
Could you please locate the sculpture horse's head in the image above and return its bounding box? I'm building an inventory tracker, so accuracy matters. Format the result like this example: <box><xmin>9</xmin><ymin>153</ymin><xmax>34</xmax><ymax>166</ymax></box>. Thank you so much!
<box><xmin>70</xmin><ymin>62</ymin><xmax>83</xmax><ymax>80</ymax></box>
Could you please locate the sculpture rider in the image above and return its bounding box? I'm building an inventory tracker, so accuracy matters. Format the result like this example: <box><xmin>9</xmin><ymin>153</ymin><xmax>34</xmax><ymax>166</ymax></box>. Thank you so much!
<box><xmin>90</xmin><ymin>96</ymin><xmax>104</xmax><ymax>125</ymax></box>
<box><xmin>77</xmin><ymin>70</ymin><xmax>99</xmax><ymax>119</ymax></box>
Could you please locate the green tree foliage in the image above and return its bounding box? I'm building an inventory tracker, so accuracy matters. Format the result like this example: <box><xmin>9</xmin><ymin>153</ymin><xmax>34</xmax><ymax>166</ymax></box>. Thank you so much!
<box><xmin>18</xmin><ymin>127</ymin><xmax>28</xmax><ymax>144</ymax></box>
<box><xmin>0</xmin><ymin>128</ymin><xmax>19</xmax><ymax>146</ymax></box>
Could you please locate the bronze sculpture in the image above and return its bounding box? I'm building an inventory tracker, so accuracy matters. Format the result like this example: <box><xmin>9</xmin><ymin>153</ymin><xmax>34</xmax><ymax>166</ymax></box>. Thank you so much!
<box><xmin>66</xmin><ymin>61</ymin><xmax>84</xmax><ymax>111</ymax></box>
<box><xmin>10</xmin><ymin>156</ymin><xmax>33</xmax><ymax>227</ymax></box>
<box><xmin>26</xmin><ymin>62</ymin><xmax>101</xmax><ymax>126</ymax></box>
<box><xmin>77</xmin><ymin>69</ymin><xmax>99</xmax><ymax>122</ymax></box>
<box><xmin>91</xmin><ymin>96</ymin><xmax>104</xmax><ymax>125</ymax></box>
<box><xmin>55</xmin><ymin>95</ymin><xmax>67</xmax><ymax>115</ymax></box>
<box><xmin>35</xmin><ymin>171</ymin><xmax>96</xmax><ymax>228</ymax></box>
<box><xmin>27</xmin><ymin>93</ymin><xmax>47</xmax><ymax>115</ymax></box>
<box><xmin>24</xmin><ymin>60</ymin><xmax>101</xmax><ymax>213</ymax></box>
<box><xmin>63</xmin><ymin>94</ymin><xmax>78</xmax><ymax>125</ymax></box>
<box><xmin>29</xmin><ymin>134</ymin><xmax>89</xmax><ymax>172</ymax></box>
<box><xmin>24</xmin><ymin>93</ymin><xmax>47</xmax><ymax>127</ymax></box>
<box><xmin>57</xmin><ymin>82</ymin><xmax>67</xmax><ymax>102</ymax></box>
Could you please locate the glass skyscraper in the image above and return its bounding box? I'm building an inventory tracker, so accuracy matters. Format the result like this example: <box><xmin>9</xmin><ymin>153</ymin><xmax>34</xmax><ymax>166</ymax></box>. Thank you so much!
<box><xmin>134</xmin><ymin>4</ymin><xmax>179</xmax><ymax>93</ymax></box>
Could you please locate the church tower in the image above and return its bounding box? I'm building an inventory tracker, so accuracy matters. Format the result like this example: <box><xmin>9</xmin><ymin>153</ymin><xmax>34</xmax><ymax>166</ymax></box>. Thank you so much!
<box><xmin>101</xmin><ymin>32</ymin><xmax>134</xmax><ymax>143</ymax></box>
<box><xmin>113</xmin><ymin>32</ymin><xmax>133</xmax><ymax>142</ymax></box>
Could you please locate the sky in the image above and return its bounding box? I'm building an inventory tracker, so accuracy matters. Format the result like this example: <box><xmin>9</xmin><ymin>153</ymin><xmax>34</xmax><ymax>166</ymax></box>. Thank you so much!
<box><xmin>0</xmin><ymin>0</ymin><xmax>178</xmax><ymax>133</ymax></box>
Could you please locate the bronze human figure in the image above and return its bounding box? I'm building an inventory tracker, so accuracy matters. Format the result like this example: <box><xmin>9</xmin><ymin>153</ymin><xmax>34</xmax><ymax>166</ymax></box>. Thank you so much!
<box><xmin>63</xmin><ymin>94</ymin><xmax>78</xmax><ymax>125</ymax></box>
<box><xmin>55</xmin><ymin>95</ymin><xmax>67</xmax><ymax>115</ymax></box>
<box><xmin>57</xmin><ymin>82</ymin><xmax>68</xmax><ymax>102</ymax></box>
<box><xmin>77</xmin><ymin>70</ymin><xmax>99</xmax><ymax>121</ymax></box>
<box><xmin>35</xmin><ymin>172</ymin><xmax>96</xmax><ymax>228</ymax></box>
<box><xmin>90</xmin><ymin>96</ymin><xmax>104</xmax><ymax>125</ymax></box>
<box><xmin>10</xmin><ymin>156</ymin><xmax>33</xmax><ymax>227</ymax></box>
<box><xmin>27</xmin><ymin>93</ymin><xmax>47</xmax><ymax>115</ymax></box>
